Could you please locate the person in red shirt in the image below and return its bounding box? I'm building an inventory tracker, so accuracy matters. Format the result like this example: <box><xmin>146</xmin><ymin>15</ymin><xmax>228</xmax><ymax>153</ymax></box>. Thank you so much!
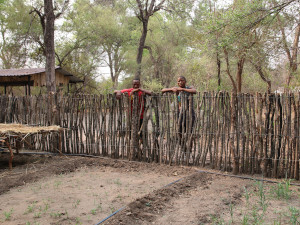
<box><xmin>114</xmin><ymin>78</ymin><xmax>152</xmax><ymax>125</ymax></box>
<box><xmin>115</xmin><ymin>78</ymin><xmax>151</xmax><ymax>100</ymax></box>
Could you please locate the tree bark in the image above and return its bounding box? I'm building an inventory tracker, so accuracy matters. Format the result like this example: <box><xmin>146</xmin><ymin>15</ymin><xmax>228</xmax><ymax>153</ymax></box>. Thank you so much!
<box><xmin>223</xmin><ymin>47</ymin><xmax>237</xmax><ymax>93</ymax></box>
<box><xmin>286</xmin><ymin>23</ymin><xmax>300</xmax><ymax>87</ymax></box>
<box><xmin>134</xmin><ymin>0</ymin><xmax>166</xmax><ymax>79</ymax></box>
<box><xmin>217</xmin><ymin>51</ymin><xmax>221</xmax><ymax>88</ymax></box>
<box><xmin>44</xmin><ymin>0</ymin><xmax>56</xmax><ymax>93</ymax></box>
<box><xmin>136</xmin><ymin>20</ymin><xmax>148</xmax><ymax>79</ymax></box>
<box><xmin>236</xmin><ymin>56</ymin><xmax>245</xmax><ymax>93</ymax></box>
<box><xmin>277</xmin><ymin>14</ymin><xmax>300</xmax><ymax>88</ymax></box>
<box><xmin>252</xmin><ymin>61</ymin><xmax>272</xmax><ymax>94</ymax></box>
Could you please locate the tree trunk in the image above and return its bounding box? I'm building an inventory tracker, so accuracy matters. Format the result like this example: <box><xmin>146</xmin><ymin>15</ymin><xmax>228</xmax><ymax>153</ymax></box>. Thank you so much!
<box><xmin>277</xmin><ymin>13</ymin><xmax>300</xmax><ymax>88</ymax></box>
<box><xmin>136</xmin><ymin>20</ymin><xmax>148</xmax><ymax>79</ymax></box>
<box><xmin>223</xmin><ymin>47</ymin><xmax>237</xmax><ymax>93</ymax></box>
<box><xmin>286</xmin><ymin>23</ymin><xmax>300</xmax><ymax>87</ymax></box>
<box><xmin>107</xmin><ymin>48</ymin><xmax>116</xmax><ymax>87</ymax></box>
<box><xmin>236</xmin><ymin>56</ymin><xmax>245</xmax><ymax>93</ymax></box>
<box><xmin>44</xmin><ymin>0</ymin><xmax>56</xmax><ymax>93</ymax></box>
<box><xmin>253</xmin><ymin>62</ymin><xmax>272</xmax><ymax>94</ymax></box>
<box><xmin>217</xmin><ymin>51</ymin><xmax>221</xmax><ymax>88</ymax></box>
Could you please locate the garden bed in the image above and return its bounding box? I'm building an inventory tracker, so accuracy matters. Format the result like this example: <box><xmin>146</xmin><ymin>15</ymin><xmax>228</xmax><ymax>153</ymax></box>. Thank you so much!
<box><xmin>0</xmin><ymin>154</ymin><xmax>299</xmax><ymax>225</ymax></box>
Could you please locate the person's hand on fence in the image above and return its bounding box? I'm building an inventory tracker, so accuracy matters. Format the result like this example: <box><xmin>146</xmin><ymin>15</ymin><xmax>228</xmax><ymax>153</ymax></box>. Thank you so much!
<box><xmin>161</xmin><ymin>87</ymin><xmax>178</xmax><ymax>94</ymax></box>
<box><xmin>172</xmin><ymin>87</ymin><xmax>179</xmax><ymax>93</ymax></box>
<box><xmin>114</xmin><ymin>90</ymin><xmax>122</xmax><ymax>99</ymax></box>
<box><xmin>130</xmin><ymin>88</ymin><xmax>140</xmax><ymax>95</ymax></box>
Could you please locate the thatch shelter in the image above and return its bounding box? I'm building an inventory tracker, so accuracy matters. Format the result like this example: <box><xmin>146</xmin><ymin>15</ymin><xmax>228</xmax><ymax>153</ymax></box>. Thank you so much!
<box><xmin>0</xmin><ymin>67</ymin><xmax>83</xmax><ymax>95</ymax></box>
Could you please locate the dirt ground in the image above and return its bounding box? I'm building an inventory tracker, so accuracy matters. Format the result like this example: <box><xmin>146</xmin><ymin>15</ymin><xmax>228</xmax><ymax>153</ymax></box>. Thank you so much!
<box><xmin>0</xmin><ymin>153</ymin><xmax>300</xmax><ymax>225</ymax></box>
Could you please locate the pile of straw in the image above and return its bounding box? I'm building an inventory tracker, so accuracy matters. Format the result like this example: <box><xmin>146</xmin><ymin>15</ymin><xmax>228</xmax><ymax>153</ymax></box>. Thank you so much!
<box><xmin>0</xmin><ymin>123</ymin><xmax>62</xmax><ymax>135</ymax></box>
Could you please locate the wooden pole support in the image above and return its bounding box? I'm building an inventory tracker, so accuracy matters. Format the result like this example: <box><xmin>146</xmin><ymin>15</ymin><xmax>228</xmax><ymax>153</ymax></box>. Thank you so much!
<box><xmin>59</xmin><ymin>130</ymin><xmax>63</xmax><ymax>156</ymax></box>
<box><xmin>5</xmin><ymin>138</ymin><xmax>14</xmax><ymax>170</ymax></box>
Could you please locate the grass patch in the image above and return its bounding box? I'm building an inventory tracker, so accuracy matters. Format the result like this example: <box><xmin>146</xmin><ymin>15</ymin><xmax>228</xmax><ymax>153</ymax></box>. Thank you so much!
<box><xmin>4</xmin><ymin>208</ymin><xmax>13</xmax><ymax>221</ymax></box>
<box><xmin>213</xmin><ymin>180</ymin><xmax>300</xmax><ymax>224</ymax></box>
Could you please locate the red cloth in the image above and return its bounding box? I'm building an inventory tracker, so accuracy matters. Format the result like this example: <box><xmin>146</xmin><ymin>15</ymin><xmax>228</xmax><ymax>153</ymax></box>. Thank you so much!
<box><xmin>121</xmin><ymin>88</ymin><xmax>143</xmax><ymax>97</ymax></box>
<box><xmin>121</xmin><ymin>88</ymin><xmax>145</xmax><ymax>119</ymax></box>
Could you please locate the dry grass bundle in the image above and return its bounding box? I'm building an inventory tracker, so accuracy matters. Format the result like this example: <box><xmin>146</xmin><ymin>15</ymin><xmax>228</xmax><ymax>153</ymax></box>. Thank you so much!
<box><xmin>0</xmin><ymin>123</ymin><xmax>62</xmax><ymax>135</ymax></box>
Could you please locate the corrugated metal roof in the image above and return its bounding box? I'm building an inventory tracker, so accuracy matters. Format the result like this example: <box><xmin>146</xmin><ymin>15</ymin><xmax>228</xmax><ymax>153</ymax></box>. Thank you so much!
<box><xmin>69</xmin><ymin>75</ymin><xmax>84</xmax><ymax>83</ymax></box>
<box><xmin>0</xmin><ymin>67</ymin><xmax>83</xmax><ymax>83</ymax></box>
<box><xmin>0</xmin><ymin>68</ymin><xmax>46</xmax><ymax>76</ymax></box>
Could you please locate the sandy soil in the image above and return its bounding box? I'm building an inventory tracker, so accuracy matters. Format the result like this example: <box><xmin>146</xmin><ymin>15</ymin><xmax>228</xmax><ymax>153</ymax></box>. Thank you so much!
<box><xmin>0</xmin><ymin>154</ymin><xmax>194</xmax><ymax>225</ymax></box>
<box><xmin>0</xmin><ymin>154</ymin><xmax>299</xmax><ymax>225</ymax></box>
<box><xmin>105</xmin><ymin>173</ymin><xmax>300</xmax><ymax>225</ymax></box>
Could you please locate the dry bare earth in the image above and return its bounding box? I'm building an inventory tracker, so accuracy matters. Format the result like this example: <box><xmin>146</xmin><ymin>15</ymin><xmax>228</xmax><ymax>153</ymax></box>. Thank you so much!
<box><xmin>0</xmin><ymin>154</ymin><xmax>299</xmax><ymax>225</ymax></box>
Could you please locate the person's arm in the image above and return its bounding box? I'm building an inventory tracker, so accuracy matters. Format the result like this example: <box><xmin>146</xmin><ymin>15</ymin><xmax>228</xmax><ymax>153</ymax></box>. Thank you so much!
<box><xmin>140</xmin><ymin>89</ymin><xmax>152</xmax><ymax>95</ymax></box>
<box><xmin>162</xmin><ymin>87</ymin><xmax>178</xmax><ymax>93</ymax></box>
<box><xmin>114</xmin><ymin>89</ymin><xmax>130</xmax><ymax>99</ymax></box>
<box><xmin>131</xmin><ymin>88</ymin><xmax>152</xmax><ymax>96</ymax></box>
<box><xmin>177</xmin><ymin>87</ymin><xmax>196</xmax><ymax>94</ymax></box>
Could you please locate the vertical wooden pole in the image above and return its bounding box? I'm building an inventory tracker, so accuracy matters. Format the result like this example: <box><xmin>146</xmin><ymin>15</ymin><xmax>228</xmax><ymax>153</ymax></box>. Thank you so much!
<box><xmin>130</xmin><ymin>93</ymin><xmax>138</xmax><ymax>161</ymax></box>
<box><xmin>5</xmin><ymin>138</ymin><xmax>13</xmax><ymax>170</ymax></box>
<box><xmin>230</xmin><ymin>92</ymin><xmax>239</xmax><ymax>174</ymax></box>
<box><xmin>59</xmin><ymin>129</ymin><xmax>62</xmax><ymax>155</ymax></box>
<box><xmin>295</xmin><ymin>93</ymin><xmax>300</xmax><ymax>180</ymax></box>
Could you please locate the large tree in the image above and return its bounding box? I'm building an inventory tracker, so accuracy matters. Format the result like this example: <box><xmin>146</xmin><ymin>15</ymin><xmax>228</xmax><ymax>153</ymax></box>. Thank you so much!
<box><xmin>141</xmin><ymin>14</ymin><xmax>190</xmax><ymax>86</ymax></box>
<box><xmin>130</xmin><ymin>0</ymin><xmax>166</xmax><ymax>79</ymax></box>
<box><xmin>29</xmin><ymin>0</ymin><xmax>70</xmax><ymax>92</ymax></box>
<box><xmin>44</xmin><ymin>0</ymin><xmax>56</xmax><ymax>92</ymax></box>
<box><xmin>0</xmin><ymin>0</ymin><xmax>34</xmax><ymax>68</ymax></box>
<box><xmin>64</xmin><ymin>0</ymin><xmax>134</xmax><ymax>88</ymax></box>
<box><xmin>273</xmin><ymin>0</ymin><xmax>300</xmax><ymax>88</ymax></box>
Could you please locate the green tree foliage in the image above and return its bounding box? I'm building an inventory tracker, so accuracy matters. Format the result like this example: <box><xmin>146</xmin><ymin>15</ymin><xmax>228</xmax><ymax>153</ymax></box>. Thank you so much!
<box><xmin>0</xmin><ymin>0</ymin><xmax>38</xmax><ymax>68</ymax></box>
<box><xmin>1</xmin><ymin>0</ymin><xmax>299</xmax><ymax>94</ymax></box>
<box><xmin>271</xmin><ymin>0</ymin><xmax>300</xmax><ymax>88</ymax></box>
<box><xmin>63</xmin><ymin>0</ymin><xmax>137</xmax><ymax>88</ymax></box>
<box><xmin>140</xmin><ymin>13</ymin><xmax>191</xmax><ymax>86</ymax></box>
<box><xmin>191</xmin><ymin>0</ymin><xmax>299</xmax><ymax>93</ymax></box>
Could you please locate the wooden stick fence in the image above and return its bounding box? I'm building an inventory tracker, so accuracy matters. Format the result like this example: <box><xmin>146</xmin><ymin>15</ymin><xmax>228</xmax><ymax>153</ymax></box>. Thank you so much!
<box><xmin>0</xmin><ymin>92</ymin><xmax>299</xmax><ymax>180</ymax></box>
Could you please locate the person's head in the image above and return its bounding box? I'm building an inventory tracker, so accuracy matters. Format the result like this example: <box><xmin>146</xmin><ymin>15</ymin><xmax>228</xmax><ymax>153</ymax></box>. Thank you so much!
<box><xmin>177</xmin><ymin>76</ymin><xmax>186</xmax><ymax>88</ymax></box>
<box><xmin>132</xmin><ymin>78</ymin><xmax>141</xmax><ymax>89</ymax></box>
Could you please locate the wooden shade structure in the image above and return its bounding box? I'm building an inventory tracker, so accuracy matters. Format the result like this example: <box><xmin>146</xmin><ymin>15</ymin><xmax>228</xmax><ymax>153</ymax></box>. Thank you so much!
<box><xmin>0</xmin><ymin>67</ymin><xmax>83</xmax><ymax>95</ymax></box>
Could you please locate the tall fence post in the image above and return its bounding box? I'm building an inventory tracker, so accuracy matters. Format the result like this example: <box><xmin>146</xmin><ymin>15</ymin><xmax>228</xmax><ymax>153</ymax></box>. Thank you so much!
<box><xmin>130</xmin><ymin>93</ymin><xmax>138</xmax><ymax>161</ymax></box>
<box><xmin>230</xmin><ymin>92</ymin><xmax>239</xmax><ymax>175</ymax></box>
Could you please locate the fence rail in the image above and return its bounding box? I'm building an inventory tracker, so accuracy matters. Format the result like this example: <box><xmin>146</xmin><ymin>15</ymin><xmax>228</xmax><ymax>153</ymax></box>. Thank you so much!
<box><xmin>0</xmin><ymin>92</ymin><xmax>299</xmax><ymax>180</ymax></box>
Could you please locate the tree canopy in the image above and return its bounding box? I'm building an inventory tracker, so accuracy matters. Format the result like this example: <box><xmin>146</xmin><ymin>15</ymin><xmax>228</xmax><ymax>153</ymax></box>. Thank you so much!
<box><xmin>0</xmin><ymin>0</ymin><xmax>299</xmax><ymax>94</ymax></box>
